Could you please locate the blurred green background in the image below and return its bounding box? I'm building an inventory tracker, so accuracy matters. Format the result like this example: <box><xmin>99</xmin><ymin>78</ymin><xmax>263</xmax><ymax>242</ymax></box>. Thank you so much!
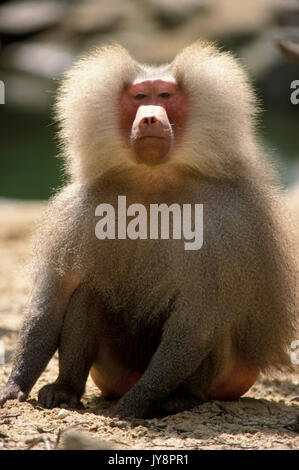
<box><xmin>0</xmin><ymin>0</ymin><xmax>298</xmax><ymax>200</ymax></box>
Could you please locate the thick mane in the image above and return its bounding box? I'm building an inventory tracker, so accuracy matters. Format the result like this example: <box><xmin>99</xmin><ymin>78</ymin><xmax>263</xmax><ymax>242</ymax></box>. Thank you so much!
<box><xmin>56</xmin><ymin>44</ymin><xmax>138</xmax><ymax>182</ymax></box>
<box><xmin>56</xmin><ymin>41</ymin><xmax>273</xmax><ymax>185</ymax></box>
<box><xmin>170</xmin><ymin>41</ymin><xmax>264</xmax><ymax>181</ymax></box>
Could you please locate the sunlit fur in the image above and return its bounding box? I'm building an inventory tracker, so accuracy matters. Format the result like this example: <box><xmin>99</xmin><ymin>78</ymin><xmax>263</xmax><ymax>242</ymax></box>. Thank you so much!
<box><xmin>57</xmin><ymin>41</ymin><xmax>269</xmax><ymax>184</ymax></box>
<box><xmin>0</xmin><ymin>42</ymin><xmax>297</xmax><ymax>416</ymax></box>
<box><xmin>53</xmin><ymin>41</ymin><xmax>298</xmax><ymax>374</ymax></box>
<box><xmin>171</xmin><ymin>41</ymin><xmax>261</xmax><ymax>180</ymax></box>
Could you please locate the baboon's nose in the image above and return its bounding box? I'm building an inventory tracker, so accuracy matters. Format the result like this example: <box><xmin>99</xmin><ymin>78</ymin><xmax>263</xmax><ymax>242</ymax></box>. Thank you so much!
<box><xmin>139</xmin><ymin>115</ymin><xmax>161</xmax><ymax>129</ymax></box>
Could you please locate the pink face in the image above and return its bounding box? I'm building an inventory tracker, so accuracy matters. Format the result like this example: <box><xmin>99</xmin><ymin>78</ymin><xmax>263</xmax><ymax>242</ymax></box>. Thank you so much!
<box><xmin>119</xmin><ymin>79</ymin><xmax>188</xmax><ymax>166</ymax></box>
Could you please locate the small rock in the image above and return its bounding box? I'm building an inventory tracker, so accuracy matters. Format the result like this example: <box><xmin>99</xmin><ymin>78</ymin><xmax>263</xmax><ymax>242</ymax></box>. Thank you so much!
<box><xmin>58</xmin><ymin>408</ymin><xmax>69</xmax><ymax>419</ymax></box>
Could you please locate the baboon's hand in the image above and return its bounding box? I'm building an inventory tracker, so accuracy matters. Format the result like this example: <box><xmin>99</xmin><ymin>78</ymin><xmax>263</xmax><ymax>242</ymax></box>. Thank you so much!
<box><xmin>111</xmin><ymin>393</ymin><xmax>154</xmax><ymax>419</ymax></box>
<box><xmin>0</xmin><ymin>380</ymin><xmax>27</xmax><ymax>407</ymax></box>
<box><xmin>38</xmin><ymin>383</ymin><xmax>82</xmax><ymax>409</ymax></box>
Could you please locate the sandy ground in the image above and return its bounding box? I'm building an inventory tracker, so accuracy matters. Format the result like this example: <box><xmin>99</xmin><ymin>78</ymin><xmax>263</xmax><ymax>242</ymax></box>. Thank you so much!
<box><xmin>0</xmin><ymin>201</ymin><xmax>298</xmax><ymax>451</ymax></box>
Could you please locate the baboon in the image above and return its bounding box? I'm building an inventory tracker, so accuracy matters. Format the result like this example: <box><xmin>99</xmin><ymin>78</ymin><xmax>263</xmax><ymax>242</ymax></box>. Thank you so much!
<box><xmin>0</xmin><ymin>42</ymin><xmax>297</xmax><ymax>418</ymax></box>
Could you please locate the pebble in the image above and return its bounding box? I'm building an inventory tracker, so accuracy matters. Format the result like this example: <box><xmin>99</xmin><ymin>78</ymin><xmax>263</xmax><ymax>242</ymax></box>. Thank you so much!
<box><xmin>58</xmin><ymin>409</ymin><xmax>69</xmax><ymax>419</ymax></box>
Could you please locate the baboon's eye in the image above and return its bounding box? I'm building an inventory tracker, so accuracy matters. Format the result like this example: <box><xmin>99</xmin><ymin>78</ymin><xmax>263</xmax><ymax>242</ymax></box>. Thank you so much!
<box><xmin>134</xmin><ymin>94</ymin><xmax>147</xmax><ymax>100</ymax></box>
<box><xmin>159</xmin><ymin>92</ymin><xmax>171</xmax><ymax>99</ymax></box>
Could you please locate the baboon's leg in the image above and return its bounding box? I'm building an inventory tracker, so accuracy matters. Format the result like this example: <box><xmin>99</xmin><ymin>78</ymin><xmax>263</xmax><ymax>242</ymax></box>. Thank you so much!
<box><xmin>38</xmin><ymin>287</ymin><xmax>100</xmax><ymax>408</ymax></box>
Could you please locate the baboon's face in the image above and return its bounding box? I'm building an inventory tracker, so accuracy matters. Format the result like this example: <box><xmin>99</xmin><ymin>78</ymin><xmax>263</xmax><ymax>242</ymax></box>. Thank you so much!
<box><xmin>119</xmin><ymin>79</ymin><xmax>188</xmax><ymax>166</ymax></box>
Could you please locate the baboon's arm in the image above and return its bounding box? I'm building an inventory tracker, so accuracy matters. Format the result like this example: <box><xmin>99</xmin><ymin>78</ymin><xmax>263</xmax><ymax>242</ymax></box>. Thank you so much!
<box><xmin>112</xmin><ymin>298</ymin><xmax>216</xmax><ymax>419</ymax></box>
<box><xmin>0</xmin><ymin>272</ymin><xmax>79</xmax><ymax>406</ymax></box>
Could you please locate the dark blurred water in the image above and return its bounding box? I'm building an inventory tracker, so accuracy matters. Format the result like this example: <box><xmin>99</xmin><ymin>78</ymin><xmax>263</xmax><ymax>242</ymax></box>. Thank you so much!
<box><xmin>0</xmin><ymin>103</ymin><xmax>298</xmax><ymax>200</ymax></box>
<box><xmin>0</xmin><ymin>106</ymin><xmax>63</xmax><ymax>200</ymax></box>
<box><xmin>259</xmin><ymin>108</ymin><xmax>299</xmax><ymax>187</ymax></box>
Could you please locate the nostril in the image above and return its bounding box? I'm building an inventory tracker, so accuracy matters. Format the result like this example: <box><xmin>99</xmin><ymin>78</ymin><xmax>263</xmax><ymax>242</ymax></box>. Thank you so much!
<box><xmin>139</xmin><ymin>115</ymin><xmax>161</xmax><ymax>129</ymax></box>
<box><xmin>139</xmin><ymin>117</ymin><xmax>149</xmax><ymax>128</ymax></box>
